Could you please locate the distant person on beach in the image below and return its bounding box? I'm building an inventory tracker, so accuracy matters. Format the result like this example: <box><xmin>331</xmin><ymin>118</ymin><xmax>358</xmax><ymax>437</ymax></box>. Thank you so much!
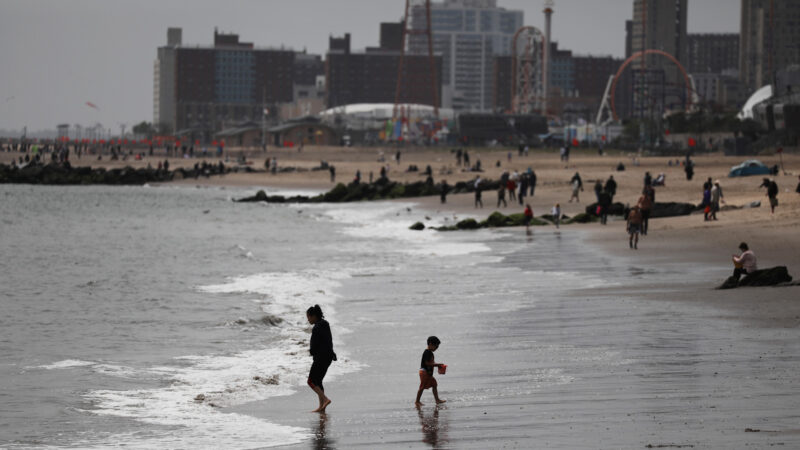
<box><xmin>760</xmin><ymin>178</ymin><xmax>779</xmax><ymax>214</ymax></box>
<box><xmin>594</xmin><ymin>180</ymin><xmax>603</xmax><ymax>203</ymax></box>
<box><xmin>732</xmin><ymin>242</ymin><xmax>757</xmax><ymax>281</ymax></box>
<box><xmin>702</xmin><ymin>186</ymin><xmax>712</xmax><ymax>221</ymax></box>
<box><xmin>474</xmin><ymin>177</ymin><xmax>483</xmax><ymax>208</ymax></box>
<box><xmin>552</xmin><ymin>203</ymin><xmax>561</xmax><ymax>228</ymax></box>
<box><xmin>396</xmin><ymin>150</ymin><xmax>401</xmax><ymax>165</ymax></box>
<box><xmin>415</xmin><ymin>336</ymin><xmax>446</xmax><ymax>407</ymax></box>
<box><xmin>644</xmin><ymin>172</ymin><xmax>652</xmax><ymax>187</ymax></box>
<box><xmin>568</xmin><ymin>172</ymin><xmax>583</xmax><ymax>203</ymax></box>
<box><xmin>709</xmin><ymin>180</ymin><xmax>723</xmax><ymax>220</ymax></box>
<box><xmin>329</xmin><ymin>165</ymin><xmax>336</xmax><ymax>183</ymax></box>
<box><xmin>507</xmin><ymin>178</ymin><xmax>516</xmax><ymax>202</ymax></box>
<box><xmin>497</xmin><ymin>185</ymin><xmax>507</xmax><ymax>208</ymax></box>
<box><xmin>605</xmin><ymin>175</ymin><xmax>617</xmax><ymax>201</ymax></box>
<box><xmin>638</xmin><ymin>191</ymin><xmax>652</xmax><ymax>234</ymax></box>
<box><xmin>528</xmin><ymin>168</ymin><xmax>537</xmax><ymax>196</ymax></box>
<box><xmin>518</xmin><ymin>174</ymin><xmax>528</xmax><ymax>205</ymax></box>
<box><xmin>463</xmin><ymin>151</ymin><xmax>470</xmax><ymax>168</ymax></box>
<box><xmin>440</xmin><ymin>180</ymin><xmax>449</xmax><ymax>204</ymax></box>
<box><xmin>627</xmin><ymin>205</ymin><xmax>643</xmax><ymax>249</ymax></box>
<box><xmin>685</xmin><ymin>159</ymin><xmax>694</xmax><ymax>180</ymax></box>
<box><xmin>523</xmin><ymin>203</ymin><xmax>533</xmax><ymax>232</ymax></box>
<box><xmin>598</xmin><ymin>189</ymin><xmax>612</xmax><ymax>225</ymax></box>
<box><xmin>796</xmin><ymin>175</ymin><xmax>800</xmax><ymax>194</ymax></box>
<box><xmin>306</xmin><ymin>305</ymin><xmax>336</xmax><ymax>413</ymax></box>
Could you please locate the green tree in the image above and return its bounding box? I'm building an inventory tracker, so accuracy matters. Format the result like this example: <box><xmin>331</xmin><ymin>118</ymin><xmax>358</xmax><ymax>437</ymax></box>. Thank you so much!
<box><xmin>132</xmin><ymin>121</ymin><xmax>154</xmax><ymax>137</ymax></box>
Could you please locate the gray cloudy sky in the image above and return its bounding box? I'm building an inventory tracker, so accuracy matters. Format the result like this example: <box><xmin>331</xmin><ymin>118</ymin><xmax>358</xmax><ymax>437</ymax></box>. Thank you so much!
<box><xmin>0</xmin><ymin>0</ymin><xmax>738</xmax><ymax>132</ymax></box>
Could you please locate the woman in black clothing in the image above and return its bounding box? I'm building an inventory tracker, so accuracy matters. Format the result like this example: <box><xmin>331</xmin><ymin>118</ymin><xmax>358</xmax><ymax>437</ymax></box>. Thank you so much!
<box><xmin>307</xmin><ymin>304</ymin><xmax>336</xmax><ymax>413</ymax></box>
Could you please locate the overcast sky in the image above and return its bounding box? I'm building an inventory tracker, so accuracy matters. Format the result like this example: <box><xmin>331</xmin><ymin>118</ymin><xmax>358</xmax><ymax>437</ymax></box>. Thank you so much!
<box><xmin>0</xmin><ymin>0</ymin><xmax>738</xmax><ymax>132</ymax></box>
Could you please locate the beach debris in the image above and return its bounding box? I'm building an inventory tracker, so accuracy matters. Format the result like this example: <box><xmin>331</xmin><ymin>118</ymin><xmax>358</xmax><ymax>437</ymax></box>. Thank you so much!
<box><xmin>194</xmin><ymin>394</ymin><xmax>206</xmax><ymax>402</ymax></box>
<box><xmin>409</xmin><ymin>222</ymin><xmax>425</xmax><ymax>231</ymax></box>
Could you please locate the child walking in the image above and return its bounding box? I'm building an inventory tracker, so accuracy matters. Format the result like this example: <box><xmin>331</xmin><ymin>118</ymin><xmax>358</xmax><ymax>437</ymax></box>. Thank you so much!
<box><xmin>415</xmin><ymin>336</ymin><xmax>446</xmax><ymax>407</ymax></box>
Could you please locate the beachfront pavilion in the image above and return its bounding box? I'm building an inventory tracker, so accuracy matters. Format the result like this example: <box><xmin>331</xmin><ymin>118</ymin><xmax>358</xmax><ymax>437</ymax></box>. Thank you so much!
<box><xmin>267</xmin><ymin>121</ymin><xmax>339</xmax><ymax>147</ymax></box>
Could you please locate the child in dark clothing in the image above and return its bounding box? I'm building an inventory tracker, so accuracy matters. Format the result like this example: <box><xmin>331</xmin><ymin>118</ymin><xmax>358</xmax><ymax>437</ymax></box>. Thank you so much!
<box><xmin>416</xmin><ymin>336</ymin><xmax>446</xmax><ymax>407</ymax></box>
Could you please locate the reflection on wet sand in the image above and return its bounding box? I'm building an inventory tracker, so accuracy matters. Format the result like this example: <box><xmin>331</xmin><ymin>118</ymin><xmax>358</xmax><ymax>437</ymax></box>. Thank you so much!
<box><xmin>418</xmin><ymin>405</ymin><xmax>448</xmax><ymax>448</ymax></box>
<box><xmin>312</xmin><ymin>413</ymin><xmax>334</xmax><ymax>450</ymax></box>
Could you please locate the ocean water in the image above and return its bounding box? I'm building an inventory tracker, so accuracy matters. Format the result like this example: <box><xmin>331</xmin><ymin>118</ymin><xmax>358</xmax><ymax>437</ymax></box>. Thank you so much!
<box><xmin>0</xmin><ymin>184</ymin><xmax>499</xmax><ymax>448</ymax></box>
<box><xmin>2</xmin><ymin>184</ymin><xmax>799</xmax><ymax>449</ymax></box>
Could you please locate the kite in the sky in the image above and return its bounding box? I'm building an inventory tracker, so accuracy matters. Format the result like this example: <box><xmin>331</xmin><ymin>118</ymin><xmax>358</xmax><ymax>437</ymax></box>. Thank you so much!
<box><xmin>86</xmin><ymin>101</ymin><xmax>99</xmax><ymax>110</ymax></box>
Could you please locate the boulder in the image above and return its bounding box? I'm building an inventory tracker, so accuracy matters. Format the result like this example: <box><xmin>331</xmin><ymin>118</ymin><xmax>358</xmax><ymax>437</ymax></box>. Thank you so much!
<box><xmin>738</xmin><ymin>266</ymin><xmax>793</xmax><ymax>287</ymax></box>
<box><xmin>585</xmin><ymin>202</ymin><xmax>626</xmax><ymax>216</ymax></box>
<box><xmin>236</xmin><ymin>190</ymin><xmax>268</xmax><ymax>202</ymax></box>
<box><xmin>564</xmin><ymin>212</ymin><xmax>598</xmax><ymax>224</ymax></box>
<box><xmin>650</xmin><ymin>202</ymin><xmax>697</xmax><ymax>218</ymax></box>
<box><xmin>456</xmin><ymin>218</ymin><xmax>480</xmax><ymax>230</ymax></box>
<box><xmin>322</xmin><ymin>183</ymin><xmax>349</xmax><ymax>202</ymax></box>
<box><xmin>409</xmin><ymin>222</ymin><xmax>425</xmax><ymax>231</ymax></box>
<box><xmin>717</xmin><ymin>266</ymin><xmax>793</xmax><ymax>289</ymax></box>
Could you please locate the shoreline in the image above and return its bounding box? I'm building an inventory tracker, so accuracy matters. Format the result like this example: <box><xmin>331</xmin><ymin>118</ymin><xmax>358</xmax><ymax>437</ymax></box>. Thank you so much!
<box><xmin>225</xmin><ymin>196</ymin><xmax>800</xmax><ymax>448</ymax></box>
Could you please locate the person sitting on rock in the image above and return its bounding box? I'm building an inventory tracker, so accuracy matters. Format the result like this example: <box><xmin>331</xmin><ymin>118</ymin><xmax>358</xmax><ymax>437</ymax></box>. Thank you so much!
<box><xmin>732</xmin><ymin>242</ymin><xmax>757</xmax><ymax>281</ymax></box>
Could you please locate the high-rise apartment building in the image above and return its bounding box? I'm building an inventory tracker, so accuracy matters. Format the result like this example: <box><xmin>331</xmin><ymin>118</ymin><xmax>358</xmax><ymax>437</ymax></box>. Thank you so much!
<box><xmin>630</xmin><ymin>0</ymin><xmax>688</xmax><ymax>116</ymax></box>
<box><xmin>154</xmin><ymin>28</ymin><xmax>317</xmax><ymax>138</ymax></box>
<box><xmin>410</xmin><ymin>0</ymin><xmax>523</xmax><ymax>112</ymax></box>
<box><xmin>325</xmin><ymin>24</ymin><xmax>443</xmax><ymax>109</ymax></box>
<box><xmin>740</xmin><ymin>0</ymin><xmax>800</xmax><ymax>95</ymax></box>
<box><xmin>687</xmin><ymin>33</ymin><xmax>739</xmax><ymax>74</ymax></box>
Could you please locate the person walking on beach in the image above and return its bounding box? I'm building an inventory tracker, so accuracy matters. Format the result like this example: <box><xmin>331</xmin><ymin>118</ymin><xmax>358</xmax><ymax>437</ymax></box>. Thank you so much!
<box><xmin>639</xmin><ymin>187</ymin><xmax>653</xmax><ymax>234</ymax></box>
<box><xmin>568</xmin><ymin>172</ymin><xmax>583</xmax><ymax>203</ymax></box>
<box><xmin>518</xmin><ymin>174</ymin><xmax>528</xmax><ymax>205</ymax></box>
<box><xmin>395</xmin><ymin>150</ymin><xmax>401</xmax><ymax>165</ymax></box>
<box><xmin>627</xmin><ymin>205</ymin><xmax>643</xmax><ymax>249</ymax></box>
<box><xmin>306</xmin><ymin>305</ymin><xmax>336</xmax><ymax>413</ymax></box>
<box><xmin>598</xmin><ymin>189</ymin><xmax>612</xmax><ymax>225</ymax></box>
<box><xmin>440</xmin><ymin>180</ymin><xmax>449</xmax><ymax>204</ymax></box>
<box><xmin>507</xmin><ymin>177</ymin><xmax>516</xmax><ymax>203</ymax></box>
<box><xmin>760</xmin><ymin>178</ymin><xmax>779</xmax><ymax>214</ymax></box>
<box><xmin>709</xmin><ymin>180</ymin><xmax>723</xmax><ymax>220</ymax></box>
<box><xmin>552</xmin><ymin>203</ymin><xmax>561</xmax><ymax>228</ymax></box>
<box><xmin>474</xmin><ymin>177</ymin><xmax>483</xmax><ymax>208</ymax></box>
<box><xmin>702</xmin><ymin>185</ymin><xmax>712</xmax><ymax>221</ymax></box>
<box><xmin>523</xmin><ymin>203</ymin><xmax>533</xmax><ymax>233</ymax></box>
<box><xmin>604</xmin><ymin>175</ymin><xmax>617</xmax><ymax>202</ymax></box>
<box><xmin>528</xmin><ymin>168</ymin><xmax>537</xmax><ymax>196</ymax></box>
<box><xmin>415</xmin><ymin>336</ymin><xmax>446</xmax><ymax>407</ymax></box>
<box><xmin>594</xmin><ymin>180</ymin><xmax>603</xmax><ymax>203</ymax></box>
<box><xmin>497</xmin><ymin>185</ymin><xmax>507</xmax><ymax>208</ymax></box>
<box><xmin>731</xmin><ymin>242</ymin><xmax>757</xmax><ymax>281</ymax></box>
<box><xmin>329</xmin><ymin>165</ymin><xmax>336</xmax><ymax>183</ymax></box>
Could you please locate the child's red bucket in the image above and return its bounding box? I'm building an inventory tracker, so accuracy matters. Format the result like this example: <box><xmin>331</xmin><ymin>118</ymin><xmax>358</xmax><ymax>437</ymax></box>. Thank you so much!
<box><xmin>438</xmin><ymin>364</ymin><xmax>447</xmax><ymax>375</ymax></box>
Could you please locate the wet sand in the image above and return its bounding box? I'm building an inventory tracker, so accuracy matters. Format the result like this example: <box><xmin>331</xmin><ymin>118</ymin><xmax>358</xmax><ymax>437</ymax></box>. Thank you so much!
<box><xmin>227</xmin><ymin>219</ymin><xmax>800</xmax><ymax>449</ymax></box>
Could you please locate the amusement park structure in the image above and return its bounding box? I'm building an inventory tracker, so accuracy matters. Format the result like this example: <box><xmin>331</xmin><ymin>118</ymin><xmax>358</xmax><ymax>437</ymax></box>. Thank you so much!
<box><xmin>393</xmin><ymin>0</ymin><xmax>439</xmax><ymax>120</ymax></box>
<box><xmin>511</xmin><ymin>26</ymin><xmax>544</xmax><ymax>115</ymax></box>
<box><xmin>511</xmin><ymin>1</ymin><xmax>552</xmax><ymax>116</ymax></box>
<box><xmin>595</xmin><ymin>49</ymin><xmax>698</xmax><ymax>127</ymax></box>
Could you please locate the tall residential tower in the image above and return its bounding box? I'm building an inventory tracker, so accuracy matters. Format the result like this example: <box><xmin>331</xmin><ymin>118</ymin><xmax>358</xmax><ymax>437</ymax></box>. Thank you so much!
<box><xmin>410</xmin><ymin>0</ymin><xmax>523</xmax><ymax>112</ymax></box>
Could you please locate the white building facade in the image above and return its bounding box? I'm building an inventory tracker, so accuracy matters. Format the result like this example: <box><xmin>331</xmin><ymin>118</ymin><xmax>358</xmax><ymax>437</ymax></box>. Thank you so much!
<box><xmin>410</xmin><ymin>0</ymin><xmax>523</xmax><ymax>112</ymax></box>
